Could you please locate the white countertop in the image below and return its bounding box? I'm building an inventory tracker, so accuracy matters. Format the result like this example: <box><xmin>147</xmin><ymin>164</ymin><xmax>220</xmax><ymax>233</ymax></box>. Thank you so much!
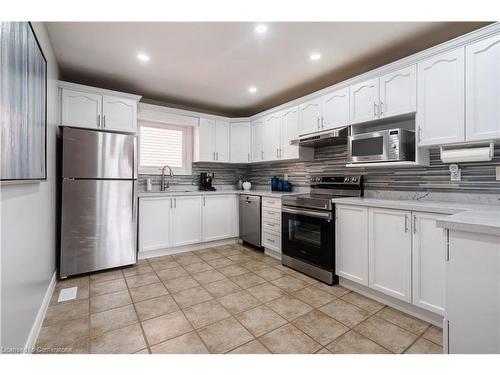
<box><xmin>332</xmin><ymin>197</ymin><xmax>500</xmax><ymax>236</ymax></box>
<box><xmin>138</xmin><ymin>190</ymin><xmax>302</xmax><ymax>198</ymax></box>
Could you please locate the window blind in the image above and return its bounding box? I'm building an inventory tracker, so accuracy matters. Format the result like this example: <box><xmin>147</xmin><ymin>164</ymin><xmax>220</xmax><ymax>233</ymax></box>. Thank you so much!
<box><xmin>139</xmin><ymin>125</ymin><xmax>184</xmax><ymax>168</ymax></box>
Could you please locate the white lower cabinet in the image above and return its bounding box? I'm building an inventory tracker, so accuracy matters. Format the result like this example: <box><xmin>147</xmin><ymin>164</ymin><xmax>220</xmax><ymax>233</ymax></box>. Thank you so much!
<box><xmin>335</xmin><ymin>204</ymin><xmax>369</xmax><ymax>286</ymax></box>
<box><xmin>368</xmin><ymin>207</ymin><xmax>412</xmax><ymax>303</ymax></box>
<box><xmin>445</xmin><ymin>230</ymin><xmax>500</xmax><ymax>353</ymax></box>
<box><xmin>138</xmin><ymin>197</ymin><xmax>172</xmax><ymax>253</ymax></box>
<box><xmin>336</xmin><ymin>204</ymin><xmax>447</xmax><ymax>314</ymax></box>
<box><xmin>262</xmin><ymin>197</ymin><xmax>282</xmax><ymax>254</ymax></box>
<box><xmin>202</xmin><ymin>195</ymin><xmax>238</xmax><ymax>241</ymax></box>
<box><xmin>139</xmin><ymin>194</ymin><xmax>239</xmax><ymax>253</ymax></box>
<box><xmin>171</xmin><ymin>196</ymin><xmax>203</xmax><ymax>246</ymax></box>
<box><xmin>412</xmin><ymin>212</ymin><xmax>446</xmax><ymax>315</ymax></box>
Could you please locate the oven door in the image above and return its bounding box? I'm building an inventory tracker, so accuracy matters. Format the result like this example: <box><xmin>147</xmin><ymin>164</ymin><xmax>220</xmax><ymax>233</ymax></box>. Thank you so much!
<box><xmin>281</xmin><ymin>206</ymin><xmax>334</xmax><ymax>270</ymax></box>
<box><xmin>348</xmin><ymin>131</ymin><xmax>388</xmax><ymax>163</ymax></box>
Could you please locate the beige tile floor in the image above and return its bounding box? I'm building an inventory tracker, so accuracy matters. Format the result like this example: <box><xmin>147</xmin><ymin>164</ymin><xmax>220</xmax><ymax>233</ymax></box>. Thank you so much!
<box><xmin>36</xmin><ymin>244</ymin><xmax>443</xmax><ymax>354</ymax></box>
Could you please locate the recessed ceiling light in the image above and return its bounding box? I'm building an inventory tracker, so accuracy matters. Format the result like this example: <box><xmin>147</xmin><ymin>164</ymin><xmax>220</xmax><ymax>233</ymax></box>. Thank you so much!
<box><xmin>310</xmin><ymin>53</ymin><xmax>321</xmax><ymax>61</ymax></box>
<box><xmin>137</xmin><ymin>53</ymin><xmax>150</xmax><ymax>62</ymax></box>
<box><xmin>254</xmin><ymin>24</ymin><xmax>267</xmax><ymax>34</ymax></box>
<box><xmin>248</xmin><ymin>86</ymin><xmax>257</xmax><ymax>93</ymax></box>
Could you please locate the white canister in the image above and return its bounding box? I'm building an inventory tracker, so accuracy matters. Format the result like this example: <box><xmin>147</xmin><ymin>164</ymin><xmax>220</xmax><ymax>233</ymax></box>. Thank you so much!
<box><xmin>146</xmin><ymin>178</ymin><xmax>153</xmax><ymax>192</ymax></box>
<box><xmin>242</xmin><ymin>181</ymin><xmax>251</xmax><ymax>191</ymax></box>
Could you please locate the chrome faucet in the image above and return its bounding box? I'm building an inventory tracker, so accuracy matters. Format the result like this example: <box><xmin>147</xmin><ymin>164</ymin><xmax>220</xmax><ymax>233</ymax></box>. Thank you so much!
<box><xmin>159</xmin><ymin>165</ymin><xmax>174</xmax><ymax>191</ymax></box>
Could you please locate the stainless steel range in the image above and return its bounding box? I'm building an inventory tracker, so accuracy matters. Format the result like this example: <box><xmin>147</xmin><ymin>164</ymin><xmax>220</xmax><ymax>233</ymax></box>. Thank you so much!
<box><xmin>281</xmin><ymin>175</ymin><xmax>363</xmax><ymax>285</ymax></box>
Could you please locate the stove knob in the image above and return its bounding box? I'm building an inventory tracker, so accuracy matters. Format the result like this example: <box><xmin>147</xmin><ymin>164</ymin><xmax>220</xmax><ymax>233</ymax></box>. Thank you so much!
<box><xmin>344</xmin><ymin>177</ymin><xmax>351</xmax><ymax>183</ymax></box>
<box><xmin>352</xmin><ymin>177</ymin><xmax>358</xmax><ymax>183</ymax></box>
<box><xmin>316</xmin><ymin>177</ymin><xmax>321</xmax><ymax>182</ymax></box>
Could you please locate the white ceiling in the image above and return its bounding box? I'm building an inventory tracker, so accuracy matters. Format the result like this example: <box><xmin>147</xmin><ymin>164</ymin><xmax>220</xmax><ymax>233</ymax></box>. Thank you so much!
<box><xmin>46</xmin><ymin>22</ymin><xmax>487</xmax><ymax>116</ymax></box>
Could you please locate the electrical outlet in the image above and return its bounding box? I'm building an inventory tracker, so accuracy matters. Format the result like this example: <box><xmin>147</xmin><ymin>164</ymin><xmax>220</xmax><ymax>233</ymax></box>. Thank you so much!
<box><xmin>496</xmin><ymin>166</ymin><xmax>500</xmax><ymax>181</ymax></box>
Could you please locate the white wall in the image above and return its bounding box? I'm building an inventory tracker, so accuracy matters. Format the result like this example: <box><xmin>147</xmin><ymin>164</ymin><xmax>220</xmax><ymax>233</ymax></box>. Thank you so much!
<box><xmin>0</xmin><ymin>22</ymin><xmax>59</xmax><ymax>349</ymax></box>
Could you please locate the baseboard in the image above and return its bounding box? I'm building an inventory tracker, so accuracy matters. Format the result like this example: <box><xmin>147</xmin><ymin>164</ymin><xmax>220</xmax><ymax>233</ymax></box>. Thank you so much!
<box><xmin>138</xmin><ymin>238</ymin><xmax>238</xmax><ymax>260</ymax></box>
<box><xmin>264</xmin><ymin>248</ymin><xmax>281</xmax><ymax>260</ymax></box>
<box><xmin>24</xmin><ymin>271</ymin><xmax>57</xmax><ymax>353</ymax></box>
<box><xmin>339</xmin><ymin>277</ymin><xmax>443</xmax><ymax>327</ymax></box>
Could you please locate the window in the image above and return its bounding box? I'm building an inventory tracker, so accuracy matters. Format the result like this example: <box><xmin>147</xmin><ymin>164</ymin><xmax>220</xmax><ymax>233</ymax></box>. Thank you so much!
<box><xmin>138</xmin><ymin>121</ymin><xmax>192</xmax><ymax>175</ymax></box>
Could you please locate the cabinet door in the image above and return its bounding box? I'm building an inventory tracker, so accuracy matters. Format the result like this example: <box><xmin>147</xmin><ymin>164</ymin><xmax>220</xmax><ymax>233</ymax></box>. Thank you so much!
<box><xmin>321</xmin><ymin>87</ymin><xmax>350</xmax><ymax>130</ymax></box>
<box><xmin>215</xmin><ymin>119</ymin><xmax>230</xmax><ymax>162</ymax></box>
<box><xmin>350</xmin><ymin>78</ymin><xmax>379</xmax><ymax>124</ymax></box>
<box><xmin>446</xmin><ymin>230</ymin><xmax>500</xmax><ymax>354</ymax></box>
<box><xmin>335</xmin><ymin>205</ymin><xmax>369</xmax><ymax>286</ymax></box>
<box><xmin>263</xmin><ymin>113</ymin><xmax>281</xmax><ymax>161</ymax></box>
<box><xmin>171</xmin><ymin>196</ymin><xmax>202</xmax><ymax>246</ymax></box>
<box><xmin>368</xmin><ymin>207</ymin><xmax>412</xmax><ymax>302</ymax></box>
<box><xmin>197</xmin><ymin>118</ymin><xmax>215</xmax><ymax>161</ymax></box>
<box><xmin>466</xmin><ymin>34</ymin><xmax>500</xmax><ymax>141</ymax></box>
<box><xmin>299</xmin><ymin>99</ymin><xmax>322</xmax><ymax>135</ymax></box>
<box><xmin>138</xmin><ymin>197</ymin><xmax>171</xmax><ymax>252</ymax></box>
<box><xmin>379</xmin><ymin>65</ymin><xmax>416</xmax><ymax>118</ymax></box>
<box><xmin>417</xmin><ymin>47</ymin><xmax>465</xmax><ymax>146</ymax></box>
<box><xmin>280</xmin><ymin>106</ymin><xmax>300</xmax><ymax>160</ymax></box>
<box><xmin>202</xmin><ymin>195</ymin><xmax>238</xmax><ymax>241</ymax></box>
<box><xmin>412</xmin><ymin>212</ymin><xmax>446</xmax><ymax>315</ymax></box>
<box><xmin>230</xmin><ymin>122</ymin><xmax>251</xmax><ymax>163</ymax></box>
<box><xmin>102</xmin><ymin>95</ymin><xmax>137</xmax><ymax>132</ymax></box>
<box><xmin>251</xmin><ymin>120</ymin><xmax>265</xmax><ymax>161</ymax></box>
<box><xmin>61</xmin><ymin>89</ymin><xmax>102</xmax><ymax>129</ymax></box>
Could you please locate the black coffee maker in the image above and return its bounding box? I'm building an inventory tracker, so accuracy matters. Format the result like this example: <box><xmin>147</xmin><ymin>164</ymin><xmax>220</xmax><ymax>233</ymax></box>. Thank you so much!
<box><xmin>199</xmin><ymin>172</ymin><xmax>216</xmax><ymax>191</ymax></box>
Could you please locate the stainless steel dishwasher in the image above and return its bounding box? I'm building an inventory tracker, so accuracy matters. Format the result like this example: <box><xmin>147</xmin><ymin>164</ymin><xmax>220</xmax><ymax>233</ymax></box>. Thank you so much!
<box><xmin>239</xmin><ymin>195</ymin><xmax>262</xmax><ymax>247</ymax></box>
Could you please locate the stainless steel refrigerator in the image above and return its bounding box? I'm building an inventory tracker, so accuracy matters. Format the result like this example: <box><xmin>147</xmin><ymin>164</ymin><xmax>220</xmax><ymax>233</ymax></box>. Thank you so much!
<box><xmin>59</xmin><ymin>126</ymin><xmax>137</xmax><ymax>278</ymax></box>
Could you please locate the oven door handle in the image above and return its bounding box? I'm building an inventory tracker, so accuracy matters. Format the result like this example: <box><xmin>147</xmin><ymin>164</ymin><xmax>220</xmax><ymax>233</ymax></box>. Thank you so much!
<box><xmin>282</xmin><ymin>207</ymin><xmax>333</xmax><ymax>220</ymax></box>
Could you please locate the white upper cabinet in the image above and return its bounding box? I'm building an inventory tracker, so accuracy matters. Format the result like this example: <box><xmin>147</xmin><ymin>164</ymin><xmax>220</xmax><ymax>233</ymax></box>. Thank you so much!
<box><xmin>412</xmin><ymin>212</ymin><xmax>446</xmax><ymax>315</ymax></box>
<box><xmin>251</xmin><ymin>119</ymin><xmax>265</xmax><ymax>161</ymax></box>
<box><xmin>202</xmin><ymin>195</ymin><xmax>238</xmax><ymax>241</ymax></box>
<box><xmin>336</xmin><ymin>204</ymin><xmax>369</xmax><ymax>286</ymax></box>
<box><xmin>417</xmin><ymin>47</ymin><xmax>465</xmax><ymax>146</ymax></box>
<box><xmin>230</xmin><ymin>122</ymin><xmax>251</xmax><ymax>163</ymax></box>
<box><xmin>368</xmin><ymin>207</ymin><xmax>412</xmax><ymax>303</ymax></box>
<box><xmin>59</xmin><ymin>83</ymin><xmax>140</xmax><ymax>132</ymax></box>
<box><xmin>194</xmin><ymin>118</ymin><xmax>230</xmax><ymax>162</ymax></box>
<box><xmin>215</xmin><ymin>119</ymin><xmax>230</xmax><ymax>162</ymax></box>
<box><xmin>466</xmin><ymin>34</ymin><xmax>500</xmax><ymax>141</ymax></box>
<box><xmin>280</xmin><ymin>106</ymin><xmax>300</xmax><ymax>160</ymax></box>
<box><xmin>379</xmin><ymin>65</ymin><xmax>416</xmax><ymax>118</ymax></box>
<box><xmin>263</xmin><ymin>113</ymin><xmax>281</xmax><ymax>161</ymax></box>
<box><xmin>102</xmin><ymin>95</ymin><xmax>137</xmax><ymax>132</ymax></box>
<box><xmin>350</xmin><ymin>77</ymin><xmax>379</xmax><ymax>124</ymax></box>
<box><xmin>171</xmin><ymin>196</ymin><xmax>202</xmax><ymax>247</ymax></box>
<box><xmin>321</xmin><ymin>87</ymin><xmax>350</xmax><ymax>130</ymax></box>
<box><xmin>61</xmin><ymin>89</ymin><xmax>102</xmax><ymax>129</ymax></box>
<box><xmin>299</xmin><ymin>99</ymin><xmax>322</xmax><ymax>135</ymax></box>
<box><xmin>196</xmin><ymin>117</ymin><xmax>216</xmax><ymax>162</ymax></box>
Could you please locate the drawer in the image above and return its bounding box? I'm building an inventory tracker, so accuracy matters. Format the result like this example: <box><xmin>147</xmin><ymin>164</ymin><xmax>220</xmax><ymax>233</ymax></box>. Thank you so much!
<box><xmin>262</xmin><ymin>207</ymin><xmax>281</xmax><ymax>221</ymax></box>
<box><xmin>262</xmin><ymin>218</ymin><xmax>280</xmax><ymax>233</ymax></box>
<box><xmin>262</xmin><ymin>231</ymin><xmax>281</xmax><ymax>252</ymax></box>
<box><xmin>262</xmin><ymin>197</ymin><xmax>281</xmax><ymax>209</ymax></box>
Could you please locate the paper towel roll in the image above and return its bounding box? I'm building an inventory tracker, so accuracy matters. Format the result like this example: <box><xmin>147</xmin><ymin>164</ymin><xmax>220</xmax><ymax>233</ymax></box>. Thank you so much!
<box><xmin>440</xmin><ymin>146</ymin><xmax>493</xmax><ymax>163</ymax></box>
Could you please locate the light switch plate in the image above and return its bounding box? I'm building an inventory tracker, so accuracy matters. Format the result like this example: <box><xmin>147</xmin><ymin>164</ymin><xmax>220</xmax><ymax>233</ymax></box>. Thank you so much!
<box><xmin>496</xmin><ymin>166</ymin><xmax>500</xmax><ymax>181</ymax></box>
<box><xmin>57</xmin><ymin>287</ymin><xmax>77</xmax><ymax>302</ymax></box>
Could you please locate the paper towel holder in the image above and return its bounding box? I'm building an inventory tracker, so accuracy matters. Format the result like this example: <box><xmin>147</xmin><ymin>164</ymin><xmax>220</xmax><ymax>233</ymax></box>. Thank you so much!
<box><xmin>440</xmin><ymin>141</ymin><xmax>494</xmax><ymax>163</ymax></box>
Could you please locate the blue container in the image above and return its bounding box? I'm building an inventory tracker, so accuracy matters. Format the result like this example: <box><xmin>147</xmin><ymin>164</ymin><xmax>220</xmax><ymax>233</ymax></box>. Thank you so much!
<box><xmin>277</xmin><ymin>179</ymin><xmax>284</xmax><ymax>191</ymax></box>
<box><xmin>271</xmin><ymin>176</ymin><xmax>278</xmax><ymax>191</ymax></box>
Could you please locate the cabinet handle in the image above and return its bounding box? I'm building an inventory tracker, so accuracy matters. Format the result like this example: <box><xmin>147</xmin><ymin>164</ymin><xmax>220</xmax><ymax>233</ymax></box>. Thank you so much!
<box><xmin>216</xmin><ymin>152</ymin><xmax>218</xmax><ymax>161</ymax></box>
<box><xmin>103</xmin><ymin>115</ymin><xmax>106</xmax><ymax>128</ymax></box>
<box><xmin>404</xmin><ymin>214</ymin><xmax>409</xmax><ymax>233</ymax></box>
<box><xmin>445</xmin><ymin>229</ymin><xmax>450</xmax><ymax>262</ymax></box>
<box><xmin>248</xmin><ymin>153</ymin><xmax>250</xmax><ymax>162</ymax></box>
<box><xmin>373</xmin><ymin>102</ymin><xmax>377</xmax><ymax>116</ymax></box>
<box><xmin>213</xmin><ymin>151</ymin><xmax>216</xmax><ymax>161</ymax></box>
<box><xmin>203</xmin><ymin>196</ymin><xmax>205</xmax><ymax>206</ymax></box>
<box><xmin>267</xmin><ymin>238</ymin><xmax>275</xmax><ymax>243</ymax></box>
<box><xmin>417</xmin><ymin>126</ymin><xmax>422</xmax><ymax>143</ymax></box>
<box><xmin>321</xmin><ymin>116</ymin><xmax>324</xmax><ymax>129</ymax></box>
<box><xmin>174</xmin><ymin>198</ymin><xmax>176</xmax><ymax>208</ymax></box>
<box><xmin>317</xmin><ymin>117</ymin><xmax>320</xmax><ymax>130</ymax></box>
<box><xmin>261</xmin><ymin>150</ymin><xmax>264</xmax><ymax>160</ymax></box>
<box><xmin>276</xmin><ymin>148</ymin><xmax>279</xmax><ymax>158</ymax></box>
<box><xmin>413</xmin><ymin>215</ymin><xmax>417</xmax><ymax>234</ymax></box>
<box><xmin>379</xmin><ymin>101</ymin><xmax>384</xmax><ymax>115</ymax></box>
<box><xmin>170</xmin><ymin>199</ymin><xmax>173</xmax><ymax>209</ymax></box>
<box><xmin>97</xmin><ymin>115</ymin><xmax>101</xmax><ymax>127</ymax></box>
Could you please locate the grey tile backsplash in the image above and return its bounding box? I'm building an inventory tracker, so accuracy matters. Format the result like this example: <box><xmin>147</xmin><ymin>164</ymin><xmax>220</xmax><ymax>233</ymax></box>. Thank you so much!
<box><xmin>139</xmin><ymin>144</ymin><xmax>500</xmax><ymax>194</ymax></box>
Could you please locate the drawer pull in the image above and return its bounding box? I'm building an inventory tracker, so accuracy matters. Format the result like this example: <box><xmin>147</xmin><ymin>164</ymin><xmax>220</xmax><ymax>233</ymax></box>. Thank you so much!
<box><xmin>266</xmin><ymin>238</ymin><xmax>275</xmax><ymax>243</ymax></box>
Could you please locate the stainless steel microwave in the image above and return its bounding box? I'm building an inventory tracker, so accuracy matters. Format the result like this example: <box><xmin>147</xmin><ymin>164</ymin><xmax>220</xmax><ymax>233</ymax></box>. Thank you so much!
<box><xmin>347</xmin><ymin>128</ymin><xmax>415</xmax><ymax>163</ymax></box>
